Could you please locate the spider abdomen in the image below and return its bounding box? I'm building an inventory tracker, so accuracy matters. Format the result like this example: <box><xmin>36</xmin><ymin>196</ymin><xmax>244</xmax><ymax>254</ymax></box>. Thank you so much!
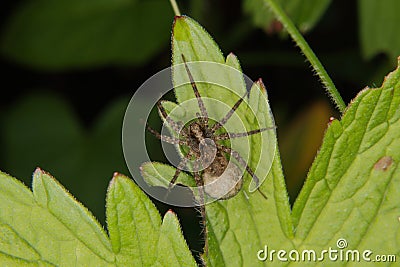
<box><xmin>203</xmin><ymin>155</ymin><xmax>243</xmax><ymax>200</ymax></box>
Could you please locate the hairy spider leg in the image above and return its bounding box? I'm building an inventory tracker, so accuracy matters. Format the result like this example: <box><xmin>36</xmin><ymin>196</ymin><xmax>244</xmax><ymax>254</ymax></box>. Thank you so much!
<box><xmin>165</xmin><ymin>150</ymin><xmax>194</xmax><ymax>197</ymax></box>
<box><xmin>146</xmin><ymin>120</ymin><xmax>196</xmax><ymax>200</ymax></box>
<box><xmin>193</xmin><ymin>160</ymin><xmax>208</xmax><ymax>258</ymax></box>
<box><xmin>215</xmin><ymin>126</ymin><xmax>276</xmax><ymax>141</ymax></box>
<box><xmin>211</xmin><ymin>90</ymin><xmax>249</xmax><ymax>133</ymax></box>
<box><xmin>156</xmin><ymin>100</ymin><xmax>183</xmax><ymax>133</ymax></box>
<box><xmin>181</xmin><ymin>54</ymin><xmax>209</xmax><ymax>127</ymax></box>
<box><xmin>145</xmin><ymin>123</ymin><xmax>187</xmax><ymax>145</ymax></box>
<box><xmin>147</xmin><ymin>117</ymin><xmax>211</xmax><ymax>254</ymax></box>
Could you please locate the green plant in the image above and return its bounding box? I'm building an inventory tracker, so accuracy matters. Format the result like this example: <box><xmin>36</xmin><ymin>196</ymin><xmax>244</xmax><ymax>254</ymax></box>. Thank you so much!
<box><xmin>1</xmin><ymin>0</ymin><xmax>173</xmax><ymax>69</ymax></box>
<box><xmin>1</xmin><ymin>1</ymin><xmax>399</xmax><ymax>266</ymax></box>
<box><xmin>0</xmin><ymin>169</ymin><xmax>196</xmax><ymax>266</ymax></box>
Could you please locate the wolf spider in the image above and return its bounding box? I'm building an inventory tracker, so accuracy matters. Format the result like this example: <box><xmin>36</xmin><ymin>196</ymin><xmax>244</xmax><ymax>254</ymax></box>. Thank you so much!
<box><xmin>146</xmin><ymin>54</ymin><xmax>274</xmax><ymax>256</ymax></box>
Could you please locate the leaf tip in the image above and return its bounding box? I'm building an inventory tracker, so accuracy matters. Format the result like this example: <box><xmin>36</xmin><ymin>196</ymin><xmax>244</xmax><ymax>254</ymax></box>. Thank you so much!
<box><xmin>110</xmin><ymin>172</ymin><xmax>125</xmax><ymax>186</ymax></box>
<box><xmin>167</xmin><ymin>209</ymin><xmax>177</xmax><ymax>216</ymax></box>
<box><xmin>33</xmin><ymin>167</ymin><xmax>46</xmax><ymax>177</ymax></box>
<box><xmin>139</xmin><ymin>161</ymin><xmax>151</xmax><ymax>175</ymax></box>
<box><xmin>33</xmin><ymin>167</ymin><xmax>54</xmax><ymax>181</ymax></box>
<box><xmin>163</xmin><ymin>209</ymin><xmax>180</xmax><ymax>224</ymax></box>
<box><xmin>172</xmin><ymin>15</ymin><xmax>187</xmax><ymax>29</ymax></box>
<box><xmin>34</xmin><ymin>167</ymin><xmax>43</xmax><ymax>173</ymax></box>
<box><xmin>328</xmin><ymin>116</ymin><xmax>336</xmax><ymax>125</ymax></box>
<box><xmin>256</xmin><ymin>77</ymin><xmax>264</xmax><ymax>84</ymax></box>
<box><xmin>172</xmin><ymin>15</ymin><xmax>193</xmax><ymax>43</ymax></box>
<box><xmin>226</xmin><ymin>52</ymin><xmax>237</xmax><ymax>61</ymax></box>
<box><xmin>173</xmin><ymin>15</ymin><xmax>186</xmax><ymax>21</ymax></box>
<box><xmin>379</xmin><ymin>59</ymin><xmax>400</xmax><ymax>89</ymax></box>
<box><xmin>255</xmin><ymin>78</ymin><xmax>267</xmax><ymax>93</ymax></box>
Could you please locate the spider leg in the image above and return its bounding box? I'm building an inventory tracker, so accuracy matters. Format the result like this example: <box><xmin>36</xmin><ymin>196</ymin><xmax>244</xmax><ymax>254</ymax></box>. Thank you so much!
<box><xmin>215</xmin><ymin>126</ymin><xmax>276</xmax><ymax>141</ymax></box>
<box><xmin>217</xmin><ymin>144</ymin><xmax>260</xmax><ymax>186</ymax></box>
<box><xmin>156</xmin><ymin>100</ymin><xmax>183</xmax><ymax>133</ymax></box>
<box><xmin>257</xmin><ymin>188</ymin><xmax>268</xmax><ymax>200</ymax></box>
<box><xmin>181</xmin><ymin>54</ymin><xmax>209</xmax><ymax>126</ymax></box>
<box><xmin>166</xmin><ymin>150</ymin><xmax>194</xmax><ymax>192</ymax></box>
<box><xmin>193</xmin><ymin>161</ymin><xmax>208</xmax><ymax>258</ymax></box>
<box><xmin>146</xmin><ymin>123</ymin><xmax>187</xmax><ymax>145</ymax></box>
<box><xmin>211</xmin><ymin>90</ymin><xmax>249</xmax><ymax>133</ymax></box>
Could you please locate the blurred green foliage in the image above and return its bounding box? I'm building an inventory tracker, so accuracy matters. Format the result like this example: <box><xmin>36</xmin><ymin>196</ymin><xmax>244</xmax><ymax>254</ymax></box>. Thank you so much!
<box><xmin>1</xmin><ymin>0</ymin><xmax>173</xmax><ymax>69</ymax></box>
<box><xmin>1</xmin><ymin>93</ymin><xmax>130</xmax><ymax>222</ymax></box>
<box><xmin>359</xmin><ymin>0</ymin><xmax>400</xmax><ymax>61</ymax></box>
<box><xmin>279</xmin><ymin>100</ymin><xmax>333</xmax><ymax>201</ymax></box>
<box><xmin>1</xmin><ymin>0</ymin><xmax>400</xmax><ymax>259</ymax></box>
<box><xmin>244</xmin><ymin>0</ymin><xmax>332</xmax><ymax>33</ymax></box>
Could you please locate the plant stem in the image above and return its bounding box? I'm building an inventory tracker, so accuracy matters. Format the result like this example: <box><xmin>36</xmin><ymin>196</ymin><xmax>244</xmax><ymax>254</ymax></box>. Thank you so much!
<box><xmin>263</xmin><ymin>0</ymin><xmax>346</xmax><ymax>113</ymax></box>
<box><xmin>169</xmin><ymin>0</ymin><xmax>181</xmax><ymax>16</ymax></box>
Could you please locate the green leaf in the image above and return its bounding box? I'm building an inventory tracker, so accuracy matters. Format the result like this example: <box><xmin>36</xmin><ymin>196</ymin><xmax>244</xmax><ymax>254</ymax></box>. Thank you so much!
<box><xmin>106</xmin><ymin>173</ymin><xmax>196</xmax><ymax>266</ymax></box>
<box><xmin>244</xmin><ymin>0</ymin><xmax>332</xmax><ymax>33</ymax></box>
<box><xmin>171</xmin><ymin>18</ymin><xmax>278</xmax><ymax>192</ymax></box>
<box><xmin>359</xmin><ymin>0</ymin><xmax>400</xmax><ymax>60</ymax></box>
<box><xmin>157</xmin><ymin>211</ymin><xmax>198</xmax><ymax>267</ymax></box>
<box><xmin>293</xmin><ymin>60</ymin><xmax>400</xmax><ymax>257</ymax></box>
<box><xmin>205</xmin><ymin>150</ymin><xmax>295</xmax><ymax>266</ymax></box>
<box><xmin>169</xmin><ymin>16</ymin><xmax>292</xmax><ymax>266</ymax></box>
<box><xmin>140</xmin><ymin>161</ymin><xmax>196</xmax><ymax>188</ymax></box>
<box><xmin>0</xmin><ymin>0</ymin><xmax>172</xmax><ymax>69</ymax></box>
<box><xmin>160</xmin><ymin>15</ymin><xmax>400</xmax><ymax>266</ymax></box>
<box><xmin>0</xmin><ymin>169</ymin><xmax>196</xmax><ymax>266</ymax></box>
<box><xmin>0</xmin><ymin>168</ymin><xmax>114</xmax><ymax>265</ymax></box>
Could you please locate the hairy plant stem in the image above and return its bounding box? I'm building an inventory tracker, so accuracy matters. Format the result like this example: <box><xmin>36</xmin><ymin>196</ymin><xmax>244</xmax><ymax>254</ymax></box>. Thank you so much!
<box><xmin>263</xmin><ymin>0</ymin><xmax>346</xmax><ymax>113</ymax></box>
<box><xmin>169</xmin><ymin>0</ymin><xmax>181</xmax><ymax>16</ymax></box>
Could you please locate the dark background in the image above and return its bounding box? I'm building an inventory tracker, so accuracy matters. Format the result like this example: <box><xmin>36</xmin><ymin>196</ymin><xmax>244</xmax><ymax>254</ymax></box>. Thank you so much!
<box><xmin>0</xmin><ymin>0</ymin><xmax>396</xmax><ymax>263</ymax></box>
